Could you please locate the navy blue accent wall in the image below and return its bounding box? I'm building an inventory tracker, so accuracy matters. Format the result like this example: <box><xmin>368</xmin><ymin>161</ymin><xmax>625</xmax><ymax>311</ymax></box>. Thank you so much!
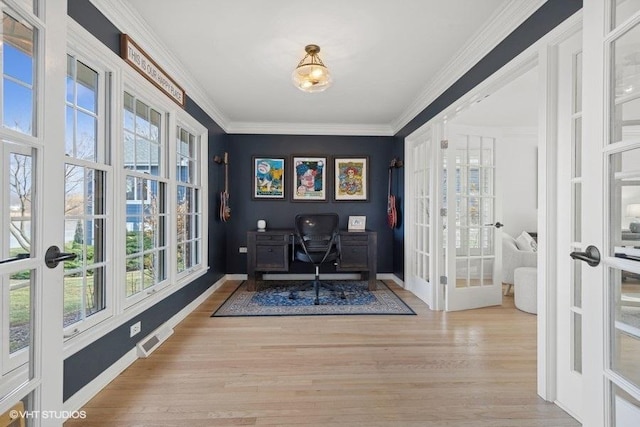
<box><xmin>391</xmin><ymin>137</ymin><xmax>404</xmax><ymax>280</ymax></box>
<box><xmin>225</xmin><ymin>134</ymin><xmax>395</xmax><ymax>274</ymax></box>
<box><xmin>64</xmin><ymin>1</ymin><xmax>227</xmax><ymax>401</ymax></box>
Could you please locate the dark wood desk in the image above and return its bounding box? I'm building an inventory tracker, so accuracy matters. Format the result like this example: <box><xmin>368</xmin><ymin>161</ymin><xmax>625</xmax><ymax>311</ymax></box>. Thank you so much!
<box><xmin>246</xmin><ymin>229</ymin><xmax>377</xmax><ymax>292</ymax></box>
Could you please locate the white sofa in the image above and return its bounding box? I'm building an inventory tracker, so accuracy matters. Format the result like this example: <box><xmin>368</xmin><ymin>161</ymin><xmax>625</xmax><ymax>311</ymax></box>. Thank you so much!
<box><xmin>502</xmin><ymin>233</ymin><xmax>537</xmax><ymax>295</ymax></box>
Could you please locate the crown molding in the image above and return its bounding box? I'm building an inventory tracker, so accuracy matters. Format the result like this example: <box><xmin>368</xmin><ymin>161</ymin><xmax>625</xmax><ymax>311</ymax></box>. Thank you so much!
<box><xmin>89</xmin><ymin>0</ymin><xmax>230</xmax><ymax>131</ymax></box>
<box><xmin>391</xmin><ymin>0</ymin><xmax>547</xmax><ymax>134</ymax></box>
<box><xmin>226</xmin><ymin>122</ymin><xmax>395</xmax><ymax>137</ymax></box>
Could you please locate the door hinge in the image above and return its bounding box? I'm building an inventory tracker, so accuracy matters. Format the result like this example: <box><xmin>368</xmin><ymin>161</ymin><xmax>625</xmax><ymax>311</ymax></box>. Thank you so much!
<box><xmin>440</xmin><ymin>208</ymin><xmax>447</xmax><ymax>217</ymax></box>
<box><xmin>440</xmin><ymin>275</ymin><xmax>447</xmax><ymax>285</ymax></box>
<box><xmin>441</xmin><ymin>140</ymin><xmax>448</xmax><ymax>149</ymax></box>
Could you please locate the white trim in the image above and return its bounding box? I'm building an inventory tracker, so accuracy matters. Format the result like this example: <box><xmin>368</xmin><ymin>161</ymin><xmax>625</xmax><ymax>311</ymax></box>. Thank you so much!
<box><xmin>226</xmin><ymin>122</ymin><xmax>394</xmax><ymax>137</ymax></box>
<box><xmin>62</xmin><ymin>274</ymin><xmax>225</xmax><ymax>416</ymax></box>
<box><xmin>62</xmin><ymin>347</ymin><xmax>137</xmax><ymax>416</ymax></box>
<box><xmin>225</xmin><ymin>274</ymin><xmax>248</xmax><ymax>281</ymax></box>
<box><xmin>227</xmin><ymin>273</ymin><xmax>401</xmax><ymax>283</ymax></box>
<box><xmin>377</xmin><ymin>273</ymin><xmax>404</xmax><ymax>288</ymax></box>
<box><xmin>537</xmin><ymin>40</ymin><xmax>559</xmax><ymax>404</ymax></box>
<box><xmin>89</xmin><ymin>0</ymin><xmax>230</xmax><ymax>130</ymax></box>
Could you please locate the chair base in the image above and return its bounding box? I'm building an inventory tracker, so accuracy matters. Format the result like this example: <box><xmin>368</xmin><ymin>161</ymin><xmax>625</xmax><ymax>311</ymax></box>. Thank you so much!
<box><xmin>289</xmin><ymin>267</ymin><xmax>346</xmax><ymax>305</ymax></box>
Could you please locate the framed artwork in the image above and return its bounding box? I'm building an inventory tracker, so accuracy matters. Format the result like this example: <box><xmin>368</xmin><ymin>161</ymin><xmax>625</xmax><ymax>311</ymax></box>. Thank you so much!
<box><xmin>348</xmin><ymin>215</ymin><xmax>366</xmax><ymax>231</ymax></box>
<box><xmin>292</xmin><ymin>156</ymin><xmax>327</xmax><ymax>201</ymax></box>
<box><xmin>334</xmin><ymin>156</ymin><xmax>368</xmax><ymax>201</ymax></box>
<box><xmin>253</xmin><ymin>156</ymin><xmax>286</xmax><ymax>199</ymax></box>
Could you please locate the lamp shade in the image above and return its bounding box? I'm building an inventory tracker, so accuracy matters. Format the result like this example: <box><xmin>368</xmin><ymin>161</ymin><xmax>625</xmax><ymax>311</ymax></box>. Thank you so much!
<box><xmin>292</xmin><ymin>44</ymin><xmax>332</xmax><ymax>93</ymax></box>
<box><xmin>626</xmin><ymin>203</ymin><xmax>640</xmax><ymax>218</ymax></box>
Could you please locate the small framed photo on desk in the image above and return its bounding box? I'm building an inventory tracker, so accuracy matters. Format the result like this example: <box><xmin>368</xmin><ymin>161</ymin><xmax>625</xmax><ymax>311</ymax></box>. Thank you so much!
<box><xmin>348</xmin><ymin>215</ymin><xmax>366</xmax><ymax>232</ymax></box>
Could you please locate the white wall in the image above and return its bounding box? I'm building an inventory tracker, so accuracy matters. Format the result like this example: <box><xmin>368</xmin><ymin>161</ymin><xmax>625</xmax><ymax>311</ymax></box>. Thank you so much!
<box><xmin>497</xmin><ymin>128</ymin><xmax>538</xmax><ymax>238</ymax></box>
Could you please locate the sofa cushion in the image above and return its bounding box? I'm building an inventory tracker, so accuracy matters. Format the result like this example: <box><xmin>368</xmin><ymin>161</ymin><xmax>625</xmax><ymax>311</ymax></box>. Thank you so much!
<box><xmin>515</xmin><ymin>231</ymin><xmax>537</xmax><ymax>252</ymax></box>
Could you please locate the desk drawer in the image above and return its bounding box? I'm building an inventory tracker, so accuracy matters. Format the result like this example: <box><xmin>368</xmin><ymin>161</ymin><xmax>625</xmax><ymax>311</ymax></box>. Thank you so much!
<box><xmin>339</xmin><ymin>245</ymin><xmax>368</xmax><ymax>269</ymax></box>
<box><xmin>256</xmin><ymin>245</ymin><xmax>288</xmax><ymax>270</ymax></box>
<box><xmin>256</xmin><ymin>233</ymin><xmax>289</xmax><ymax>242</ymax></box>
<box><xmin>341</xmin><ymin>234</ymin><xmax>369</xmax><ymax>243</ymax></box>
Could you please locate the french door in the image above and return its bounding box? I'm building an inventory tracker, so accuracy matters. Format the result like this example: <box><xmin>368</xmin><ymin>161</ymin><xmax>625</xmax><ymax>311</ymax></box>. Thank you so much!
<box><xmin>555</xmin><ymin>29</ymin><xmax>584</xmax><ymax>420</ymax></box>
<box><xmin>0</xmin><ymin>0</ymin><xmax>67</xmax><ymax>424</ymax></box>
<box><xmin>582</xmin><ymin>1</ymin><xmax>640</xmax><ymax>425</ymax></box>
<box><xmin>443</xmin><ymin>125</ymin><xmax>503</xmax><ymax>311</ymax></box>
<box><xmin>404</xmin><ymin>128</ymin><xmax>436</xmax><ymax>307</ymax></box>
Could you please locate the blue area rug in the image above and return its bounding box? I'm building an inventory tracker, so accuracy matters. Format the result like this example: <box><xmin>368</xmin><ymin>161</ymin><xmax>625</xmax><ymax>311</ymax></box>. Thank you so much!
<box><xmin>212</xmin><ymin>280</ymin><xmax>415</xmax><ymax>317</ymax></box>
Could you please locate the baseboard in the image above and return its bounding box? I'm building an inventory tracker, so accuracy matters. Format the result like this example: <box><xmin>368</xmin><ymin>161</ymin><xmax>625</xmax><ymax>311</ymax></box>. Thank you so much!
<box><xmin>228</xmin><ymin>273</ymin><xmax>400</xmax><ymax>283</ymax></box>
<box><xmin>62</xmin><ymin>347</ymin><xmax>138</xmax><ymax>414</ymax></box>
<box><xmin>62</xmin><ymin>274</ymin><xmax>226</xmax><ymax>416</ymax></box>
<box><xmin>377</xmin><ymin>273</ymin><xmax>405</xmax><ymax>288</ymax></box>
<box><xmin>226</xmin><ymin>274</ymin><xmax>247</xmax><ymax>281</ymax></box>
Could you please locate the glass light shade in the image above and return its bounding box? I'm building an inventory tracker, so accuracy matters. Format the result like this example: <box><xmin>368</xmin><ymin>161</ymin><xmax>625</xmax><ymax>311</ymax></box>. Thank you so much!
<box><xmin>292</xmin><ymin>44</ymin><xmax>332</xmax><ymax>93</ymax></box>
<box><xmin>292</xmin><ymin>64</ymin><xmax>332</xmax><ymax>92</ymax></box>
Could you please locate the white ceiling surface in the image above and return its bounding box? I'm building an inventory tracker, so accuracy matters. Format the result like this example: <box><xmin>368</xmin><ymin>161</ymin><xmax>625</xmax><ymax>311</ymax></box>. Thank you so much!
<box><xmin>123</xmin><ymin>0</ymin><xmax>513</xmax><ymax>134</ymax></box>
<box><xmin>453</xmin><ymin>66</ymin><xmax>539</xmax><ymax>128</ymax></box>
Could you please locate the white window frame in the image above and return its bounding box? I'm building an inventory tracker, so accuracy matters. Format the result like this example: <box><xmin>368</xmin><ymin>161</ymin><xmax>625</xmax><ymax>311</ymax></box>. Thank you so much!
<box><xmin>62</xmin><ymin>47</ymin><xmax>115</xmax><ymax>338</ymax></box>
<box><xmin>121</xmin><ymin>86</ymin><xmax>171</xmax><ymax>308</ymax></box>
<box><xmin>173</xmin><ymin>116</ymin><xmax>207</xmax><ymax>282</ymax></box>
<box><xmin>62</xmin><ymin>17</ymin><xmax>209</xmax><ymax>358</ymax></box>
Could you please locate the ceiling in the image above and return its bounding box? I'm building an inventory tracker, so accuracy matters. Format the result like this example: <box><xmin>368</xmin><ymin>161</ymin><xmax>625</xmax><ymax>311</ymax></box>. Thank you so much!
<box><xmin>121</xmin><ymin>0</ymin><xmax>530</xmax><ymax>135</ymax></box>
<box><xmin>453</xmin><ymin>66</ymin><xmax>539</xmax><ymax>128</ymax></box>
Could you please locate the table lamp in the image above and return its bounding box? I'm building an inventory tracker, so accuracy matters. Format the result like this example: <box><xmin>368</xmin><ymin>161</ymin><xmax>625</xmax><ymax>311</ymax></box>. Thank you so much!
<box><xmin>627</xmin><ymin>203</ymin><xmax>640</xmax><ymax>233</ymax></box>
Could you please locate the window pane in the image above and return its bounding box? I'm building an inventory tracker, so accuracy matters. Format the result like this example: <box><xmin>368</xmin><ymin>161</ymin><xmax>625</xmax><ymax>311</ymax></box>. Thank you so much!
<box><xmin>8</xmin><ymin>152</ymin><xmax>33</xmax><ymax>256</ymax></box>
<box><xmin>613</xmin><ymin>0</ymin><xmax>640</xmax><ymax>29</ymax></box>
<box><xmin>610</xmin><ymin>147</ymin><xmax>640</xmax><ymax>250</ymax></box>
<box><xmin>76</xmin><ymin>110</ymin><xmax>97</xmax><ymax>162</ymax></box>
<box><xmin>574</xmin><ymin>182</ymin><xmax>582</xmax><ymax>242</ymax></box>
<box><xmin>9</xmin><ymin>270</ymin><xmax>31</xmax><ymax>353</ymax></box>
<box><xmin>126</xmin><ymin>256</ymin><xmax>142</xmax><ymax>297</ymax></box>
<box><xmin>63</xmin><ymin>274</ymin><xmax>82</xmax><ymax>327</ymax></box>
<box><xmin>63</xmin><ymin>165</ymin><xmax>107</xmax><ymax>326</ymax></box>
<box><xmin>574</xmin><ymin>51</ymin><xmax>583</xmax><ymax>113</ymax></box>
<box><xmin>2</xmin><ymin>12</ymin><xmax>35</xmax><ymax>136</ymax></box>
<box><xmin>124</xmin><ymin>94</ymin><xmax>163</xmax><ymax>175</ymax></box>
<box><xmin>611</xmin><ymin>23</ymin><xmax>640</xmax><ymax>144</ymax></box>
<box><xmin>3</xmin><ymin>79</ymin><xmax>33</xmax><ymax>135</ymax></box>
<box><xmin>573</xmin><ymin>117</ymin><xmax>582</xmax><ymax>178</ymax></box>
<box><xmin>572</xmin><ymin>311</ymin><xmax>582</xmax><ymax>373</ymax></box>
<box><xmin>611</xmin><ymin>268</ymin><xmax>640</xmax><ymax>389</ymax></box>
<box><xmin>76</xmin><ymin>61</ymin><xmax>98</xmax><ymax>113</ymax></box>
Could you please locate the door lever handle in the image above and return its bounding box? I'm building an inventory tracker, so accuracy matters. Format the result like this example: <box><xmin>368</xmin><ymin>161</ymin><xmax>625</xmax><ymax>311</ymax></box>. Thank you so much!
<box><xmin>0</xmin><ymin>253</ymin><xmax>29</xmax><ymax>264</ymax></box>
<box><xmin>570</xmin><ymin>245</ymin><xmax>601</xmax><ymax>267</ymax></box>
<box><xmin>45</xmin><ymin>245</ymin><xmax>78</xmax><ymax>269</ymax></box>
<box><xmin>484</xmin><ymin>222</ymin><xmax>504</xmax><ymax>229</ymax></box>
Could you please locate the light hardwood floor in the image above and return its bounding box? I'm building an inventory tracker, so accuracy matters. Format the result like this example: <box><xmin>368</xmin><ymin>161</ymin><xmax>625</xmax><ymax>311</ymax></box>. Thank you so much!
<box><xmin>65</xmin><ymin>280</ymin><xmax>579</xmax><ymax>426</ymax></box>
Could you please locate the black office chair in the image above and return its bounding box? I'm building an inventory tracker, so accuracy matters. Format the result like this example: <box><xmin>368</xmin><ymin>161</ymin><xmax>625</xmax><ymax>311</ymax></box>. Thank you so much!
<box><xmin>289</xmin><ymin>213</ymin><xmax>344</xmax><ymax>305</ymax></box>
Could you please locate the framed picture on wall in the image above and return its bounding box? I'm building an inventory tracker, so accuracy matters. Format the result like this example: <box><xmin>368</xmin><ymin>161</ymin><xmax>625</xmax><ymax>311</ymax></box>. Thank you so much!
<box><xmin>253</xmin><ymin>156</ymin><xmax>286</xmax><ymax>199</ymax></box>
<box><xmin>292</xmin><ymin>155</ymin><xmax>327</xmax><ymax>201</ymax></box>
<box><xmin>334</xmin><ymin>156</ymin><xmax>368</xmax><ymax>201</ymax></box>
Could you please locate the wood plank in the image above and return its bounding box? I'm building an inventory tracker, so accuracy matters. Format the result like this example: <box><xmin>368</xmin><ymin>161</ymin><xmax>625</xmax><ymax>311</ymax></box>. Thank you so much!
<box><xmin>64</xmin><ymin>280</ymin><xmax>578</xmax><ymax>426</ymax></box>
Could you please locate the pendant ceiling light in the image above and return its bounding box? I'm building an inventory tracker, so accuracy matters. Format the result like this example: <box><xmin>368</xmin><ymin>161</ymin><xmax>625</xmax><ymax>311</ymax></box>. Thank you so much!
<box><xmin>292</xmin><ymin>44</ymin><xmax>332</xmax><ymax>93</ymax></box>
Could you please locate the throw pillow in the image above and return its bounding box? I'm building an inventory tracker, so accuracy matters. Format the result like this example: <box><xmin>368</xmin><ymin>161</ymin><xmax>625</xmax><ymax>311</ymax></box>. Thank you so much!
<box><xmin>515</xmin><ymin>231</ymin><xmax>537</xmax><ymax>252</ymax></box>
